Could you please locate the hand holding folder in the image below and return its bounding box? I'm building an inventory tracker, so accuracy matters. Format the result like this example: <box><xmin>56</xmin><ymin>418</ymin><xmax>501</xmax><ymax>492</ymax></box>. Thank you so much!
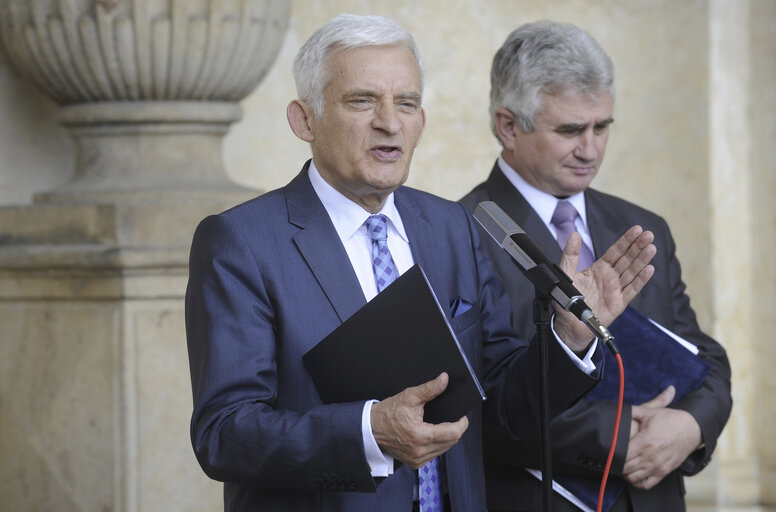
<box><xmin>548</xmin><ymin>306</ymin><xmax>712</xmax><ymax>511</ymax></box>
<box><xmin>303</xmin><ymin>264</ymin><xmax>486</xmax><ymax>425</ymax></box>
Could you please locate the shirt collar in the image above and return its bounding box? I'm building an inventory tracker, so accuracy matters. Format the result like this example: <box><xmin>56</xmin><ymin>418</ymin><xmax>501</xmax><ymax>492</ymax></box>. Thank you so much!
<box><xmin>308</xmin><ymin>160</ymin><xmax>409</xmax><ymax>244</ymax></box>
<box><xmin>497</xmin><ymin>154</ymin><xmax>589</xmax><ymax>230</ymax></box>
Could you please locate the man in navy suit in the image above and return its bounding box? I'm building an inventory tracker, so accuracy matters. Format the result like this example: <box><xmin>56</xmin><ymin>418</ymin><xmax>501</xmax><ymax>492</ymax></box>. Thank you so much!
<box><xmin>460</xmin><ymin>21</ymin><xmax>732</xmax><ymax>512</ymax></box>
<box><xmin>185</xmin><ymin>14</ymin><xmax>656</xmax><ymax>512</ymax></box>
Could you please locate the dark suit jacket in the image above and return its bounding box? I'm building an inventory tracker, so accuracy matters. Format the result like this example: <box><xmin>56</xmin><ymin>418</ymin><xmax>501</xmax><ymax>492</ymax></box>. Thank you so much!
<box><xmin>460</xmin><ymin>164</ymin><xmax>732</xmax><ymax>512</ymax></box>
<box><xmin>185</xmin><ymin>162</ymin><xmax>602</xmax><ymax>511</ymax></box>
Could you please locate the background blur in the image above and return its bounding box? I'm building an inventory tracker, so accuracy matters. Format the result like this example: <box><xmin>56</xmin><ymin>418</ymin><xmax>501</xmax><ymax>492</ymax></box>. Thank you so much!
<box><xmin>0</xmin><ymin>0</ymin><xmax>773</xmax><ymax>510</ymax></box>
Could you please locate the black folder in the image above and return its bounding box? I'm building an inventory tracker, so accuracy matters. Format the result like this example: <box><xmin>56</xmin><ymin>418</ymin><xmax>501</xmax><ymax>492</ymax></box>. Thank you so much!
<box><xmin>303</xmin><ymin>264</ymin><xmax>486</xmax><ymax>424</ymax></box>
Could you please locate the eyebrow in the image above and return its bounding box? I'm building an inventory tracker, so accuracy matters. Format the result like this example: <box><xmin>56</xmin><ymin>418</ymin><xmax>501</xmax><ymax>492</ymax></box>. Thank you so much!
<box><xmin>557</xmin><ymin>118</ymin><xmax>615</xmax><ymax>131</ymax></box>
<box><xmin>343</xmin><ymin>89</ymin><xmax>422</xmax><ymax>103</ymax></box>
<box><xmin>396</xmin><ymin>92</ymin><xmax>422</xmax><ymax>103</ymax></box>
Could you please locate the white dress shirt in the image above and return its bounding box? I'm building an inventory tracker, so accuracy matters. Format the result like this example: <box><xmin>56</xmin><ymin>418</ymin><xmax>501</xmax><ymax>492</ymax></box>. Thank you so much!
<box><xmin>497</xmin><ymin>155</ymin><xmax>595</xmax><ymax>252</ymax></box>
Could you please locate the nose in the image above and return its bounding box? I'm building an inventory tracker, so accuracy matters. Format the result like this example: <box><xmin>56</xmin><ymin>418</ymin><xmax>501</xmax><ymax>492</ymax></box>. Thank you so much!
<box><xmin>372</xmin><ymin>103</ymin><xmax>401</xmax><ymax>135</ymax></box>
<box><xmin>573</xmin><ymin>130</ymin><xmax>598</xmax><ymax>162</ymax></box>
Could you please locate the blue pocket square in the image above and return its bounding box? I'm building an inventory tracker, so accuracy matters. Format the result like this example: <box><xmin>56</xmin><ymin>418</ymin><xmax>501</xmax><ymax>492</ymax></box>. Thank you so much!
<box><xmin>450</xmin><ymin>297</ymin><xmax>473</xmax><ymax>318</ymax></box>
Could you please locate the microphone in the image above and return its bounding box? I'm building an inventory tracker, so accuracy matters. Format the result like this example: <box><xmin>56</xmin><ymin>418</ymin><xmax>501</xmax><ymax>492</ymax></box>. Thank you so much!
<box><xmin>473</xmin><ymin>201</ymin><xmax>616</xmax><ymax>350</ymax></box>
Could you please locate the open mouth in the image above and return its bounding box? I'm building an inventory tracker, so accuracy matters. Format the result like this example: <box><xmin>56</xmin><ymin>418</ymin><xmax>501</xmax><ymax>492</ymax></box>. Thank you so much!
<box><xmin>371</xmin><ymin>145</ymin><xmax>402</xmax><ymax>160</ymax></box>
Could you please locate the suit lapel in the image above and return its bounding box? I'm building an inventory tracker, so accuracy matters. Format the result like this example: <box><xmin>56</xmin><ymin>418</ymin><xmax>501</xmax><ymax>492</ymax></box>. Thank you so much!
<box><xmin>483</xmin><ymin>163</ymin><xmax>565</xmax><ymax>262</ymax></box>
<box><xmin>585</xmin><ymin>189</ymin><xmax>625</xmax><ymax>260</ymax></box>
<box><xmin>394</xmin><ymin>190</ymin><xmax>446</xmax><ymax>298</ymax></box>
<box><xmin>285</xmin><ymin>164</ymin><xmax>366</xmax><ymax>323</ymax></box>
<box><xmin>585</xmin><ymin>189</ymin><xmax>650</xmax><ymax>311</ymax></box>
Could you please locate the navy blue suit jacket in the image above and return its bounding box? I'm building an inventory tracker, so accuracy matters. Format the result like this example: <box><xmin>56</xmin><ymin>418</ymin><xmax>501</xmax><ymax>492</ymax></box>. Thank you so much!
<box><xmin>185</xmin><ymin>162</ymin><xmax>602</xmax><ymax>511</ymax></box>
<box><xmin>460</xmin><ymin>163</ymin><xmax>732</xmax><ymax>512</ymax></box>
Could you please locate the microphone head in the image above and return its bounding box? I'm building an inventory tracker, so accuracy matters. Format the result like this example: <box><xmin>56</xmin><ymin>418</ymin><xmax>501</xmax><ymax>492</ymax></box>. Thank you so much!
<box><xmin>473</xmin><ymin>201</ymin><xmax>525</xmax><ymax>247</ymax></box>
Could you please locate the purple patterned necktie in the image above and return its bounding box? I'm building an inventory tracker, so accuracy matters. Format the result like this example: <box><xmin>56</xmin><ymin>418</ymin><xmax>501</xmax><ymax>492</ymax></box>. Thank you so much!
<box><xmin>364</xmin><ymin>214</ymin><xmax>399</xmax><ymax>292</ymax></box>
<box><xmin>418</xmin><ymin>457</ymin><xmax>443</xmax><ymax>512</ymax></box>
<box><xmin>551</xmin><ymin>200</ymin><xmax>594</xmax><ymax>271</ymax></box>
<box><xmin>363</xmin><ymin>214</ymin><xmax>444</xmax><ymax>512</ymax></box>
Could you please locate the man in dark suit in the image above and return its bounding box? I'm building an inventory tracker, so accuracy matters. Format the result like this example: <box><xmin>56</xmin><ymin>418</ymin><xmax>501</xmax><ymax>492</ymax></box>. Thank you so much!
<box><xmin>185</xmin><ymin>14</ymin><xmax>657</xmax><ymax>512</ymax></box>
<box><xmin>460</xmin><ymin>20</ymin><xmax>732</xmax><ymax>512</ymax></box>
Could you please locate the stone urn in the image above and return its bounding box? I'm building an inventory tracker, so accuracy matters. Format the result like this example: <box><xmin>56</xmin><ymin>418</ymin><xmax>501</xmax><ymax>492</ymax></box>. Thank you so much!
<box><xmin>0</xmin><ymin>0</ymin><xmax>290</xmax><ymax>247</ymax></box>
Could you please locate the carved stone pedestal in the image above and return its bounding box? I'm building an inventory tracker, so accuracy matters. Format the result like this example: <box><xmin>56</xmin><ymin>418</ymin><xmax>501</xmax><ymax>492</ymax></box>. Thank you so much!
<box><xmin>0</xmin><ymin>1</ymin><xmax>290</xmax><ymax>510</ymax></box>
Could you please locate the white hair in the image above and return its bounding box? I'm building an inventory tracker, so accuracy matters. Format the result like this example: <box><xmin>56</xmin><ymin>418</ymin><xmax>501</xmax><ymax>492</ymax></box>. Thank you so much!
<box><xmin>292</xmin><ymin>14</ymin><xmax>425</xmax><ymax>116</ymax></box>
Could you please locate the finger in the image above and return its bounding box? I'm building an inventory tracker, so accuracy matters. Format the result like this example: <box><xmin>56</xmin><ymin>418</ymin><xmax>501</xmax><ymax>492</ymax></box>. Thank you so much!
<box><xmin>629</xmin><ymin>419</ymin><xmax>640</xmax><ymax>440</ymax></box>
<box><xmin>623</xmin><ymin>460</ymin><xmax>645</xmax><ymax>481</ymax></box>
<box><xmin>412</xmin><ymin>373</ymin><xmax>449</xmax><ymax>404</ymax></box>
<box><xmin>639</xmin><ymin>385</ymin><xmax>675</xmax><ymax>408</ymax></box>
<box><xmin>427</xmin><ymin>416</ymin><xmax>470</xmax><ymax>452</ymax></box>
<box><xmin>619</xmin><ymin>264</ymin><xmax>655</xmax><ymax>304</ymax></box>
<box><xmin>599</xmin><ymin>225</ymin><xmax>644</xmax><ymax>266</ymax></box>
<box><xmin>611</xmin><ymin>230</ymin><xmax>654</xmax><ymax>277</ymax></box>
<box><xmin>632</xmin><ymin>475</ymin><xmax>659</xmax><ymax>490</ymax></box>
<box><xmin>407</xmin><ymin>416</ymin><xmax>470</xmax><ymax>468</ymax></box>
<box><xmin>654</xmin><ymin>384</ymin><xmax>676</xmax><ymax>407</ymax></box>
<box><xmin>428</xmin><ymin>414</ymin><xmax>470</xmax><ymax>442</ymax></box>
<box><xmin>630</xmin><ymin>404</ymin><xmax>649</xmax><ymax>422</ymax></box>
<box><xmin>559</xmin><ymin>232</ymin><xmax>582</xmax><ymax>275</ymax></box>
<box><xmin>615</xmin><ymin>233</ymin><xmax>656</xmax><ymax>283</ymax></box>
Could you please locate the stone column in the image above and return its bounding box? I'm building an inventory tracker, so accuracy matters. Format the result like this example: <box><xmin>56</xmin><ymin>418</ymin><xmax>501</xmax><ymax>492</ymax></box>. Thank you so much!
<box><xmin>0</xmin><ymin>1</ymin><xmax>290</xmax><ymax>510</ymax></box>
<box><xmin>684</xmin><ymin>2</ymin><xmax>776</xmax><ymax>511</ymax></box>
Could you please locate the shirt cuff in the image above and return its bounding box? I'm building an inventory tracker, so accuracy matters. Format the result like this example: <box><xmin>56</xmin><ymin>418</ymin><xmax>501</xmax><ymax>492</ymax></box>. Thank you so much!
<box><xmin>551</xmin><ymin>314</ymin><xmax>599</xmax><ymax>374</ymax></box>
<box><xmin>362</xmin><ymin>400</ymin><xmax>394</xmax><ymax>477</ymax></box>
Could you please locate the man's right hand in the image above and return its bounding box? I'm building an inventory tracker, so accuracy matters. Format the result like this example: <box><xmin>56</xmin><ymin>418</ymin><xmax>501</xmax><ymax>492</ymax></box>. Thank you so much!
<box><xmin>370</xmin><ymin>373</ymin><xmax>469</xmax><ymax>469</ymax></box>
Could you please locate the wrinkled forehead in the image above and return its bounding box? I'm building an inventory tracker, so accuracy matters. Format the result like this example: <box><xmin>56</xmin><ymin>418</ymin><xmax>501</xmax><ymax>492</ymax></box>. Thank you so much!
<box><xmin>324</xmin><ymin>44</ymin><xmax>423</xmax><ymax>89</ymax></box>
<box><xmin>322</xmin><ymin>45</ymin><xmax>424</xmax><ymax>96</ymax></box>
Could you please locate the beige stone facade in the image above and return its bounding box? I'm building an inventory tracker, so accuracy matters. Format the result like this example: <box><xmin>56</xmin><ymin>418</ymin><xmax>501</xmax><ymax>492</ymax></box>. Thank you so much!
<box><xmin>0</xmin><ymin>0</ymin><xmax>773</xmax><ymax>510</ymax></box>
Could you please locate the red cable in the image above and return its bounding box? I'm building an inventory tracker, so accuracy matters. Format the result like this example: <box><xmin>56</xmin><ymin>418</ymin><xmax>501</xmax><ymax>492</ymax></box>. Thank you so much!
<box><xmin>597</xmin><ymin>353</ymin><xmax>625</xmax><ymax>512</ymax></box>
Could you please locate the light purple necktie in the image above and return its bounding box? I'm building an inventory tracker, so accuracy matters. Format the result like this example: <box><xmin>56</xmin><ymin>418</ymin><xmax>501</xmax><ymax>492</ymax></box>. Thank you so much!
<box><xmin>364</xmin><ymin>215</ymin><xmax>444</xmax><ymax>512</ymax></box>
<box><xmin>551</xmin><ymin>200</ymin><xmax>594</xmax><ymax>271</ymax></box>
<box><xmin>364</xmin><ymin>214</ymin><xmax>399</xmax><ymax>292</ymax></box>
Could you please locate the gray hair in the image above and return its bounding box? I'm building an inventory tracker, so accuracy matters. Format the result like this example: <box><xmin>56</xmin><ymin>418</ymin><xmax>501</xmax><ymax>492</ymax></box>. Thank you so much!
<box><xmin>490</xmin><ymin>20</ymin><xmax>614</xmax><ymax>135</ymax></box>
<box><xmin>292</xmin><ymin>14</ymin><xmax>425</xmax><ymax>117</ymax></box>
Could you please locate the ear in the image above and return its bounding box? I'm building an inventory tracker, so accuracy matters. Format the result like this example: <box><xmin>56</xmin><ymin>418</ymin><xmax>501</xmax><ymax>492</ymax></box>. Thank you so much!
<box><xmin>493</xmin><ymin>107</ymin><xmax>519</xmax><ymax>148</ymax></box>
<box><xmin>287</xmin><ymin>100</ymin><xmax>315</xmax><ymax>142</ymax></box>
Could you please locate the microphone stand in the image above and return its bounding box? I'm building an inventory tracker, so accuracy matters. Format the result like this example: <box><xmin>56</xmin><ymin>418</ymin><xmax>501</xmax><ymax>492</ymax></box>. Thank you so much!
<box><xmin>471</xmin><ymin>201</ymin><xmax>618</xmax><ymax>511</ymax></box>
<box><xmin>534</xmin><ymin>293</ymin><xmax>553</xmax><ymax>512</ymax></box>
<box><xmin>522</xmin><ymin>261</ymin><xmax>566</xmax><ymax>512</ymax></box>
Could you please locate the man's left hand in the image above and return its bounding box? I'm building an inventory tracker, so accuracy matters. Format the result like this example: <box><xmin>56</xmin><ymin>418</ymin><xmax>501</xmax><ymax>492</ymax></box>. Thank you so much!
<box><xmin>553</xmin><ymin>225</ymin><xmax>656</xmax><ymax>350</ymax></box>
<box><xmin>624</xmin><ymin>385</ymin><xmax>703</xmax><ymax>489</ymax></box>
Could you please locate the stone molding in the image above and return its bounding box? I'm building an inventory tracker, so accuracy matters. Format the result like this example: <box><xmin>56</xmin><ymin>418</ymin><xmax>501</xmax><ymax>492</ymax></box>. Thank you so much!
<box><xmin>0</xmin><ymin>0</ymin><xmax>290</xmax><ymax>250</ymax></box>
<box><xmin>0</xmin><ymin>0</ymin><xmax>290</xmax><ymax>104</ymax></box>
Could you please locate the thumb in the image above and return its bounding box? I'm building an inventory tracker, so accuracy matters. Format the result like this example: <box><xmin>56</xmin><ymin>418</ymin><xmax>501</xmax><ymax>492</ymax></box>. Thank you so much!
<box><xmin>559</xmin><ymin>232</ymin><xmax>582</xmax><ymax>275</ymax></box>
<box><xmin>412</xmin><ymin>372</ymin><xmax>449</xmax><ymax>405</ymax></box>
<box><xmin>639</xmin><ymin>385</ymin><xmax>676</xmax><ymax>409</ymax></box>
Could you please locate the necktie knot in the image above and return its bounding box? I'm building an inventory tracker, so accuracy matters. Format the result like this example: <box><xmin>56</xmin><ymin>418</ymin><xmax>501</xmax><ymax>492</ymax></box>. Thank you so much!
<box><xmin>551</xmin><ymin>200</ymin><xmax>579</xmax><ymax>228</ymax></box>
<box><xmin>365</xmin><ymin>214</ymin><xmax>389</xmax><ymax>243</ymax></box>
<box><xmin>551</xmin><ymin>200</ymin><xmax>594</xmax><ymax>270</ymax></box>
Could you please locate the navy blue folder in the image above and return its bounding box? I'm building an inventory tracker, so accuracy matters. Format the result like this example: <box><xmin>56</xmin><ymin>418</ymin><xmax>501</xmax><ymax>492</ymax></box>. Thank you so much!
<box><xmin>553</xmin><ymin>306</ymin><xmax>711</xmax><ymax>511</ymax></box>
